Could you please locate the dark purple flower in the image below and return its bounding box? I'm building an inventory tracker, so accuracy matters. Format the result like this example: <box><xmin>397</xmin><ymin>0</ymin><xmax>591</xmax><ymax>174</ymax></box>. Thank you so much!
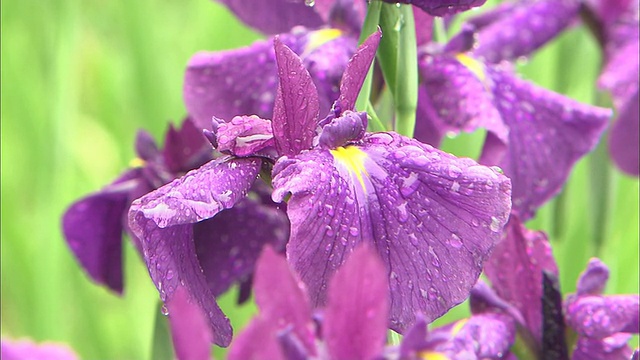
<box><xmin>416</xmin><ymin>48</ymin><xmax>611</xmax><ymax>220</ymax></box>
<box><xmin>184</xmin><ymin>28</ymin><xmax>358</xmax><ymax>131</ymax></box>
<box><xmin>228</xmin><ymin>244</ymin><xmax>389</xmax><ymax>360</ymax></box>
<box><xmin>382</xmin><ymin>0</ymin><xmax>487</xmax><ymax>16</ymax></box>
<box><xmin>62</xmin><ymin>118</ymin><xmax>212</xmax><ymax>293</ymax></box>
<box><xmin>129</xmin><ymin>30</ymin><xmax>513</xmax><ymax>345</ymax></box>
<box><xmin>1</xmin><ymin>338</ymin><xmax>78</xmax><ymax>360</ymax></box>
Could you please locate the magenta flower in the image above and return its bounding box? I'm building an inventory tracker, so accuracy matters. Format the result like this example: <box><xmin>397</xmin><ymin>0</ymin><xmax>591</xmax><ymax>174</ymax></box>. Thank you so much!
<box><xmin>229</xmin><ymin>244</ymin><xmax>389</xmax><ymax>360</ymax></box>
<box><xmin>1</xmin><ymin>338</ymin><xmax>78</xmax><ymax>360</ymax></box>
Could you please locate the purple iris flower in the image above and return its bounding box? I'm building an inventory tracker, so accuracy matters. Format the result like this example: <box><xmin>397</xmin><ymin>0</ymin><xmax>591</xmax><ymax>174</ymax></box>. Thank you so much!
<box><xmin>62</xmin><ymin>118</ymin><xmax>213</xmax><ymax>293</ymax></box>
<box><xmin>184</xmin><ymin>28</ymin><xmax>358</xmax><ymax>132</ymax></box>
<box><xmin>228</xmin><ymin>244</ymin><xmax>389</xmax><ymax>360</ymax></box>
<box><xmin>415</xmin><ymin>5</ymin><xmax>612</xmax><ymax>220</ymax></box>
<box><xmin>1</xmin><ymin>338</ymin><xmax>78</xmax><ymax>360</ymax></box>
<box><xmin>129</xmin><ymin>30</ymin><xmax>513</xmax><ymax>346</ymax></box>
<box><xmin>62</xmin><ymin>118</ymin><xmax>289</xmax><ymax>308</ymax></box>
<box><xmin>583</xmin><ymin>0</ymin><xmax>639</xmax><ymax>176</ymax></box>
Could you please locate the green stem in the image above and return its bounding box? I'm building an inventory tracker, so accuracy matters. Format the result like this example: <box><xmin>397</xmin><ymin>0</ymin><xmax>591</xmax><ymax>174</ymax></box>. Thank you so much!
<box><xmin>355</xmin><ymin>0</ymin><xmax>382</xmax><ymax>113</ymax></box>
<box><xmin>393</xmin><ymin>4</ymin><xmax>418</xmax><ymax>137</ymax></box>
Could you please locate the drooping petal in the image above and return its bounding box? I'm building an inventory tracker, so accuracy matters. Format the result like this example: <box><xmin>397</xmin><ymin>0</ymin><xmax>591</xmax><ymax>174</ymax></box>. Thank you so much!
<box><xmin>480</xmin><ymin>68</ymin><xmax>610</xmax><ymax>218</ymax></box>
<box><xmin>1</xmin><ymin>338</ymin><xmax>78</xmax><ymax>360</ymax></box>
<box><xmin>317</xmin><ymin>111</ymin><xmax>367</xmax><ymax>149</ymax></box>
<box><xmin>484</xmin><ymin>216</ymin><xmax>558</xmax><ymax>346</ymax></box>
<box><xmin>167</xmin><ymin>286</ymin><xmax>213</xmax><ymax>360</ymax></box>
<box><xmin>62</xmin><ymin>169</ymin><xmax>142</xmax><ymax>293</ymax></box>
<box><xmin>382</xmin><ymin>0</ymin><xmax>487</xmax><ymax>16</ymax></box>
<box><xmin>194</xmin><ymin>182</ymin><xmax>290</xmax><ymax>298</ymax></box>
<box><xmin>323</xmin><ymin>245</ymin><xmax>389</xmax><ymax>360</ymax></box>
<box><xmin>577</xmin><ymin>258</ymin><xmax>610</xmax><ymax>296</ymax></box>
<box><xmin>419</xmin><ymin>53</ymin><xmax>611</xmax><ymax>219</ymax></box>
<box><xmin>272</xmin><ymin>131</ymin><xmax>511</xmax><ymax>332</ymax></box>
<box><xmin>565</xmin><ymin>294</ymin><xmax>640</xmax><ymax>338</ymax></box>
<box><xmin>572</xmin><ymin>334</ymin><xmax>635</xmax><ymax>360</ymax></box>
<box><xmin>470</xmin><ymin>0</ymin><xmax>580</xmax><ymax>63</ymax></box>
<box><xmin>128</xmin><ymin>157</ymin><xmax>262</xmax><ymax>346</ymax></box>
<box><xmin>337</xmin><ymin>29</ymin><xmax>382</xmax><ymax>112</ymax></box>
<box><xmin>272</xmin><ymin>37</ymin><xmax>320</xmax><ymax>156</ymax></box>
<box><xmin>216</xmin><ymin>0</ymin><xmax>323</xmax><ymax>35</ymax></box>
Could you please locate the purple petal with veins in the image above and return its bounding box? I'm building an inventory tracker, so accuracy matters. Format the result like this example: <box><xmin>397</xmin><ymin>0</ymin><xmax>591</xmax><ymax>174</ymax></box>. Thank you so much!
<box><xmin>337</xmin><ymin>29</ymin><xmax>381</xmax><ymax>112</ymax></box>
<box><xmin>272</xmin><ymin>130</ymin><xmax>511</xmax><ymax>332</ymax></box>
<box><xmin>214</xmin><ymin>115</ymin><xmax>277</xmax><ymax>158</ymax></box>
<box><xmin>272</xmin><ymin>37</ymin><xmax>320</xmax><ymax>156</ymax></box>
<box><xmin>128</xmin><ymin>157</ymin><xmax>262</xmax><ymax>346</ymax></box>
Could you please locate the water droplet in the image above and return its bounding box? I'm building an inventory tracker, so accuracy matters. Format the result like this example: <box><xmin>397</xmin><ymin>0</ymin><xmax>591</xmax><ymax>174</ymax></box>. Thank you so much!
<box><xmin>489</xmin><ymin>216</ymin><xmax>501</xmax><ymax>232</ymax></box>
<box><xmin>161</xmin><ymin>304</ymin><xmax>169</xmax><ymax>316</ymax></box>
<box><xmin>166</xmin><ymin>270</ymin><xmax>174</xmax><ymax>280</ymax></box>
<box><xmin>448</xmin><ymin>166</ymin><xmax>462</xmax><ymax>178</ymax></box>
<box><xmin>349</xmin><ymin>227</ymin><xmax>359</xmax><ymax>236</ymax></box>
<box><xmin>450</xmin><ymin>181</ymin><xmax>460</xmax><ymax>193</ymax></box>
<box><xmin>449</xmin><ymin>233</ymin><xmax>463</xmax><ymax>248</ymax></box>
<box><xmin>304</xmin><ymin>0</ymin><xmax>315</xmax><ymax>6</ymax></box>
<box><xmin>397</xmin><ymin>202</ymin><xmax>409</xmax><ymax>223</ymax></box>
<box><xmin>420</xmin><ymin>288</ymin><xmax>428</xmax><ymax>298</ymax></box>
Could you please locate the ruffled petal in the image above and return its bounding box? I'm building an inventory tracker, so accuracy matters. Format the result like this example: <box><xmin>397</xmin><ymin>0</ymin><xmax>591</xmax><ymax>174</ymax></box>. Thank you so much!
<box><xmin>216</xmin><ymin>0</ymin><xmax>323</xmax><ymax>35</ymax></box>
<box><xmin>484</xmin><ymin>216</ymin><xmax>558</xmax><ymax>345</ymax></box>
<box><xmin>272</xmin><ymin>131</ymin><xmax>511</xmax><ymax>331</ymax></box>
<box><xmin>62</xmin><ymin>169</ymin><xmax>142</xmax><ymax>293</ymax></box>
<box><xmin>272</xmin><ymin>37</ymin><xmax>320</xmax><ymax>156</ymax></box>
<box><xmin>128</xmin><ymin>157</ymin><xmax>262</xmax><ymax>346</ymax></box>
<box><xmin>323</xmin><ymin>245</ymin><xmax>389</xmax><ymax>360</ymax></box>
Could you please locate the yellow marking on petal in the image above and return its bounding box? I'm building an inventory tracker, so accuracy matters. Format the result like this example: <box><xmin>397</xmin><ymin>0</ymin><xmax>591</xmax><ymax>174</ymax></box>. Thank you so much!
<box><xmin>455</xmin><ymin>53</ymin><xmax>487</xmax><ymax>83</ymax></box>
<box><xmin>450</xmin><ymin>318</ymin><xmax>469</xmax><ymax>336</ymax></box>
<box><xmin>129</xmin><ymin>157</ymin><xmax>145</xmax><ymax>168</ymax></box>
<box><xmin>419</xmin><ymin>351</ymin><xmax>450</xmax><ymax>360</ymax></box>
<box><xmin>330</xmin><ymin>146</ymin><xmax>368</xmax><ymax>192</ymax></box>
<box><xmin>305</xmin><ymin>28</ymin><xmax>343</xmax><ymax>54</ymax></box>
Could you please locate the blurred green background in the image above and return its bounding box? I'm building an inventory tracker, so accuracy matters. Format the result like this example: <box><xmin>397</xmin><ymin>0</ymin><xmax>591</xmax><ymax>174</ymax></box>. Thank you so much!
<box><xmin>1</xmin><ymin>0</ymin><xmax>638</xmax><ymax>358</ymax></box>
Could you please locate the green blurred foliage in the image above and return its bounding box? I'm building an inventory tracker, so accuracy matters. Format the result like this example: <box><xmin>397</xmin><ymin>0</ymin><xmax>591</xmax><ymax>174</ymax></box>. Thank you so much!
<box><xmin>1</xmin><ymin>0</ymin><xmax>638</xmax><ymax>358</ymax></box>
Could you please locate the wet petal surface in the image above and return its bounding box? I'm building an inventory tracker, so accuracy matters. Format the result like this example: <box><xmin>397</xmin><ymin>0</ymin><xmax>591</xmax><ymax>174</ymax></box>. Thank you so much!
<box><xmin>128</xmin><ymin>157</ymin><xmax>261</xmax><ymax>346</ymax></box>
<box><xmin>217</xmin><ymin>0</ymin><xmax>323</xmax><ymax>35</ymax></box>
<box><xmin>272</xmin><ymin>131</ymin><xmax>512</xmax><ymax>331</ymax></box>
<box><xmin>383</xmin><ymin>0</ymin><xmax>487</xmax><ymax>16</ymax></box>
